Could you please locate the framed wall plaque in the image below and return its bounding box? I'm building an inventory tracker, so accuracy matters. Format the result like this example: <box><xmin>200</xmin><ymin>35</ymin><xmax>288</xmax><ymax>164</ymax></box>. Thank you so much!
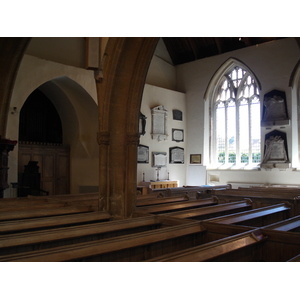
<box><xmin>172</xmin><ymin>129</ymin><xmax>184</xmax><ymax>142</ymax></box>
<box><xmin>170</xmin><ymin>147</ymin><xmax>184</xmax><ymax>164</ymax></box>
<box><xmin>152</xmin><ymin>152</ymin><xmax>167</xmax><ymax>167</ymax></box>
<box><xmin>261</xmin><ymin>90</ymin><xmax>289</xmax><ymax>126</ymax></box>
<box><xmin>173</xmin><ymin>109</ymin><xmax>183</xmax><ymax>121</ymax></box>
<box><xmin>151</xmin><ymin>105</ymin><xmax>168</xmax><ymax>141</ymax></box>
<box><xmin>137</xmin><ymin>144</ymin><xmax>149</xmax><ymax>163</ymax></box>
<box><xmin>190</xmin><ymin>154</ymin><xmax>201</xmax><ymax>164</ymax></box>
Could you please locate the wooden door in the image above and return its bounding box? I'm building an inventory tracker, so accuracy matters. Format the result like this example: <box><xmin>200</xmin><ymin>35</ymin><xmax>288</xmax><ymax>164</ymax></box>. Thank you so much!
<box><xmin>18</xmin><ymin>144</ymin><xmax>70</xmax><ymax>195</ymax></box>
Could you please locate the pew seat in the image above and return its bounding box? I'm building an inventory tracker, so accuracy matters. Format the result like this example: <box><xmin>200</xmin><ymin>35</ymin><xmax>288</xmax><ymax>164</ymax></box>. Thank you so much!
<box><xmin>135</xmin><ymin>198</ymin><xmax>217</xmax><ymax>215</ymax></box>
<box><xmin>0</xmin><ymin>211</ymin><xmax>111</xmax><ymax>234</ymax></box>
<box><xmin>206</xmin><ymin>203</ymin><xmax>290</xmax><ymax>227</ymax></box>
<box><xmin>262</xmin><ymin>215</ymin><xmax>300</xmax><ymax>232</ymax></box>
<box><xmin>161</xmin><ymin>200</ymin><xmax>252</xmax><ymax>220</ymax></box>
<box><xmin>136</xmin><ymin>196</ymin><xmax>190</xmax><ymax>207</ymax></box>
<box><xmin>0</xmin><ymin>205</ymin><xmax>94</xmax><ymax>221</ymax></box>
<box><xmin>0</xmin><ymin>220</ymin><xmax>203</xmax><ymax>261</ymax></box>
<box><xmin>146</xmin><ymin>229</ymin><xmax>267</xmax><ymax>262</ymax></box>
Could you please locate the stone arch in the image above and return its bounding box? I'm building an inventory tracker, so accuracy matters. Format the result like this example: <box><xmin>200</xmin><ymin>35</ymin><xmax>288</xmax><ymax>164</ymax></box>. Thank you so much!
<box><xmin>0</xmin><ymin>37</ymin><xmax>160</xmax><ymax>215</ymax></box>
<box><xmin>7</xmin><ymin>75</ymin><xmax>98</xmax><ymax>195</ymax></box>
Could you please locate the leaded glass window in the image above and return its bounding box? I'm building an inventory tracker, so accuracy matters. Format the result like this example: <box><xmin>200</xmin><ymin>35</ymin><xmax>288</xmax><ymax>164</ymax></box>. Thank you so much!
<box><xmin>212</xmin><ymin>66</ymin><xmax>261</xmax><ymax>166</ymax></box>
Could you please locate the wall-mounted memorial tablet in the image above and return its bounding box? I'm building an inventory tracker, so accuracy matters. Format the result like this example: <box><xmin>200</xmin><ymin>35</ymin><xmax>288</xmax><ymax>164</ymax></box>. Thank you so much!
<box><xmin>172</xmin><ymin>129</ymin><xmax>184</xmax><ymax>142</ymax></box>
<box><xmin>261</xmin><ymin>90</ymin><xmax>289</xmax><ymax>126</ymax></box>
<box><xmin>261</xmin><ymin>130</ymin><xmax>289</xmax><ymax>164</ymax></box>
<box><xmin>172</xmin><ymin>109</ymin><xmax>183</xmax><ymax>121</ymax></box>
<box><xmin>137</xmin><ymin>144</ymin><xmax>149</xmax><ymax>163</ymax></box>
<box><xmin>169</xmin><ymin>147</ymin><xmax>184</xmax><ymax>164</ymax></box>
<box><xmin>151</xmin><ymin>105</ymin><xmax>168</xmax><ymax>141</ymax></box>
<box><xmin>152</xmin><ymin>151</ymin><xmax>167</xmax><ymax>167</ymax></box>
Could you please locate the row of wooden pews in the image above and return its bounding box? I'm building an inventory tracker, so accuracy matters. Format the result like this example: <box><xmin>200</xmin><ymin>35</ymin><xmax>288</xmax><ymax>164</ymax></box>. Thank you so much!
<box><xmin>211</xmin><ymin>186</ymin><xmax>300</xmax><ymax>216</ymax></box>
<box><xmin>1</xmin><ymin>185</ymin><xmax>300</xmax><ymax>261</ymax></box>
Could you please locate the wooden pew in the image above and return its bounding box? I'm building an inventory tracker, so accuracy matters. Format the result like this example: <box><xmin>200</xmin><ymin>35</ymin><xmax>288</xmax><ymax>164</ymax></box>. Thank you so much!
<box><xmin>0</xmin><ymin>205</ymin><xmax>95</xmax><ymax>221</ymax></box>
<box><xmin>135</xmin><ymin>198</ymin><xmax>218</xmax><ymax>215</ymax></box>
<box><xmin>151</xmin><ymin>184</ymin><xmax>231</xmax><ymax>198</ymax></box>
<box><xmin>0</xmin><ymin>211</ymin><xmax>111</xmax><ymax>234</ymax></box>
<box><xmin>0</xmin><ymin>192</ymin><xmax>100</xmax><ymax>221</ymax></box>
<box><xmin>205</xmin><ymin>203</ymin><xmax>291</xmax><ymax>227</ymax></box>
<box><xmin>146</xmin><ymin>229</ymin><xmax>267</xmax><ymax>262</ymax></box>
<box><xmin>258</xmin><ymin>228</ymin><xmax>300</xmax><ymax>261</ymax></box>
<box><xmin>136</xmin><ymin>195</ymin><xmax>190</xmax><ymax>207</ymax></box>
<box><xmin>148</xmin><ymin>224</ymin><xmax>300</xmax><ymax>262</ymax></box>
<box><xmin>160</xmin><ymin>200</ymin><xmax>253</xmax><ymax>220</ymax></box>
<box><xmin>212</xmin><ymin>189</ymin><xmax>300</xmax><ymax>217</ymax></box>
<box><xmin>0</xmin><ymin>192</ymin><xmax>99</xmax><ymax>210</ymax></box>
<box><xmin>0</xmin><ymin>215</ymin><xmax>173</xmax><ymax>255</ymax></box>
<box><xmin>0</xmin><ymin>220</ymin><xmax>204</xmax><ymax>261</ymax></box>
<box><xmin>262</xmin><ymin>215</ymin><xmax>300</xmax><ymax>232</ymax></box>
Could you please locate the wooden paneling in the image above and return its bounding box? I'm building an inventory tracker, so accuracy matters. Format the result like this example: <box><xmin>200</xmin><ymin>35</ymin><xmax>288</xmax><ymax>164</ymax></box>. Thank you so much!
<box><xmin>18</xmin><ymin>144</ymin><xmax>70</xmax><ymax>195</ymax></box>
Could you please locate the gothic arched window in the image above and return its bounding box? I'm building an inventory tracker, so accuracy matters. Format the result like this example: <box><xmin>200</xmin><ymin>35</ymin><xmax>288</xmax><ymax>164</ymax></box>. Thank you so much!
<box><xmin>212</xmin><ymin>65</ymin><xmax>261</xmax><ymax>167</ymax></box>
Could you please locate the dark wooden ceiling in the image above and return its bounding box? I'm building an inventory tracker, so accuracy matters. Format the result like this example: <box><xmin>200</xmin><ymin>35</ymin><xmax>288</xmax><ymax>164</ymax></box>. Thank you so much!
<box><xmin>162</xmin><ymin>37</ymin><xmax>285</xmax><ymax>65</ymax></box>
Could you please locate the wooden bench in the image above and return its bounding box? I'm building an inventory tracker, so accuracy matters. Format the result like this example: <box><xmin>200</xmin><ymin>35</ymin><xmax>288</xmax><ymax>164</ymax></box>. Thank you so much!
<box><xmin>0</xmin><ymin>192</ymin><xmax>101</xmax><ymax>221</ymax></box>
<box><xmin>136</xmin><ymin>195</ymin><xmax>190</xmax><ymax>207</ymax></box>
<box><xmin>0</xmin><ymin>211</ymin><xmax>111</xmax><ymax>234</ymax></box>
<box><xmin>0</xmin><ymin>220</ymin><xmax>204</xmax><ymax>261</ymax></box>
<box><xmin>146</xmin><ymin>229</ymin><xmax>267</xmax><ymax>262</ymax></box>
<box><xmin>205</xmin><ymin>203</ymin><xmax>291</xmax><ymax>227</ymax></box>
<box><xmin>151</xmin><ymin>184</ymin><xmax>231</xmax><ymax>198</ymax></box>
<box><xmin>0</xmin><ymin>205</ymin><xmax>95</xmax><ymax>221</ymax></box>
<box><xmin>0</xmin><ymin>192</ymin><xmax>99</xmax><ymax>206</ymax></box>
<box><xmin>135</xmin><ymin>198</ymin><xmax>218</xmax><ymax>215</ymax></box>
<box><xmin>160</xmin><ymin>200</ymin><xmax>253</xmax><ymax>220</ymax></box>
<box><xmin>212</xmin><ymin>190</ymin><xmax>300</xmax><ymax>217</ymax></box>
<box><xmin>262</xmin><ymin>215</ymin><xmax>300</xmax><ymax>232</ymax></box>
<box><xmin>258</xmin><ymin>228</ymin><xmax>300</xmax><ymax>261</ymax></box>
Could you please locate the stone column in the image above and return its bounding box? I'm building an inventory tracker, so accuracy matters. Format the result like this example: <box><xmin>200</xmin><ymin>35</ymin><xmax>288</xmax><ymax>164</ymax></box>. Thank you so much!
<box><xmin>96</xmin><ymin>37</ymin><xmax>159</xmax><ymax>218</ymax></box>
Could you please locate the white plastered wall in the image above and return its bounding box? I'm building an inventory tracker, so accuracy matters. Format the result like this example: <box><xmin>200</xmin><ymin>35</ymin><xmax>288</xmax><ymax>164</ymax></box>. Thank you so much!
<box><xmin>176</xmin><ymin>38</ymin><xmax>300</xmax><ymax>187</ymax></box>
<box><xmin>138</xmin><ymin>84</ymin><xmax>187</xmax><ymax>186</ymax></box>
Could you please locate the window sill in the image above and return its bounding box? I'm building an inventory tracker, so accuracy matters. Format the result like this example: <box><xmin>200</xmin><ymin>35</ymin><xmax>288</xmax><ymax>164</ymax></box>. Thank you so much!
<box><xmin>207</xmin><ymin>164</ymin><xmax>261</xmax><ymax>171</ymax></box>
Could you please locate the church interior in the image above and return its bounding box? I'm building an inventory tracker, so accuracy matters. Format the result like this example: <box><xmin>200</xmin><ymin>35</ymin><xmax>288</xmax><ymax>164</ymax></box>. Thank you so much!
<box><xmin>0</xmin><ymin>36</ymin><xmax>300</xmax><ymax>270</ymax></box>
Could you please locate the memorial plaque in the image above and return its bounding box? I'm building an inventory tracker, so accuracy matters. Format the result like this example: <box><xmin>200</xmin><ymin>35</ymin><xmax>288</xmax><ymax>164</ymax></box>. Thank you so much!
<box><xmin>173</xmin><ymin>109</ymin><xmax>183</xmax><ymax>121</ymax></box>
<box><xmin>151</xmin><ymin>105</ymin><xmax>168</xmax><ymax>141</ymax></box>
<box><xmin>262</xmin><ymin>130</ymin><xmax>289</xmax><ymax>164</ymax></box>
<box><xmin>172</xmin><ymin>129</ymin><xmax>184</xmax><ymax>142</ymax></box>
<box><xmin>169</xmin><ymin>147</ymin><xmax>184</xmax><ymax>164</ymax></box>
<box><xmin>152</xmin><ymin>152</ymin><xmax>167</xmax><ymax>167</ymax></box>
<box><xmin>262</xmin><ymin>90</ymin><xmax>289</xmax><ymax>126</ymax></box>
<box><xmin>137</xmin><ymin>145</ymin><xmax>149</xmax><ymax>163</ymax></box>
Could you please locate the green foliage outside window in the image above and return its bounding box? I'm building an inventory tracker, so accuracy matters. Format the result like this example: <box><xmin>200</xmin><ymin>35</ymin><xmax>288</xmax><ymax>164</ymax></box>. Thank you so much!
<box><xmin>218</xmin><ymin>152</ymin><xmax>261</xmax><ymax>164</ymax></box>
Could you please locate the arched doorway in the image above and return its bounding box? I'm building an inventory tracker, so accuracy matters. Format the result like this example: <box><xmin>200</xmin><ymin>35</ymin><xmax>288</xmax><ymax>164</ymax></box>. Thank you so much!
<box><xmin>18</xmin><ymin>88</ymin><xmax>70</xmax><ymax>196</ymax></box>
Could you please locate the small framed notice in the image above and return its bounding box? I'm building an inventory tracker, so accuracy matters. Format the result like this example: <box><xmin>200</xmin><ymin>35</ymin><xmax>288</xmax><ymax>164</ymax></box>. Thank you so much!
<box><xmin>190</xmin><ymin>154</ymin><xmax>201</xmax><ymax>164</ymax></box>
